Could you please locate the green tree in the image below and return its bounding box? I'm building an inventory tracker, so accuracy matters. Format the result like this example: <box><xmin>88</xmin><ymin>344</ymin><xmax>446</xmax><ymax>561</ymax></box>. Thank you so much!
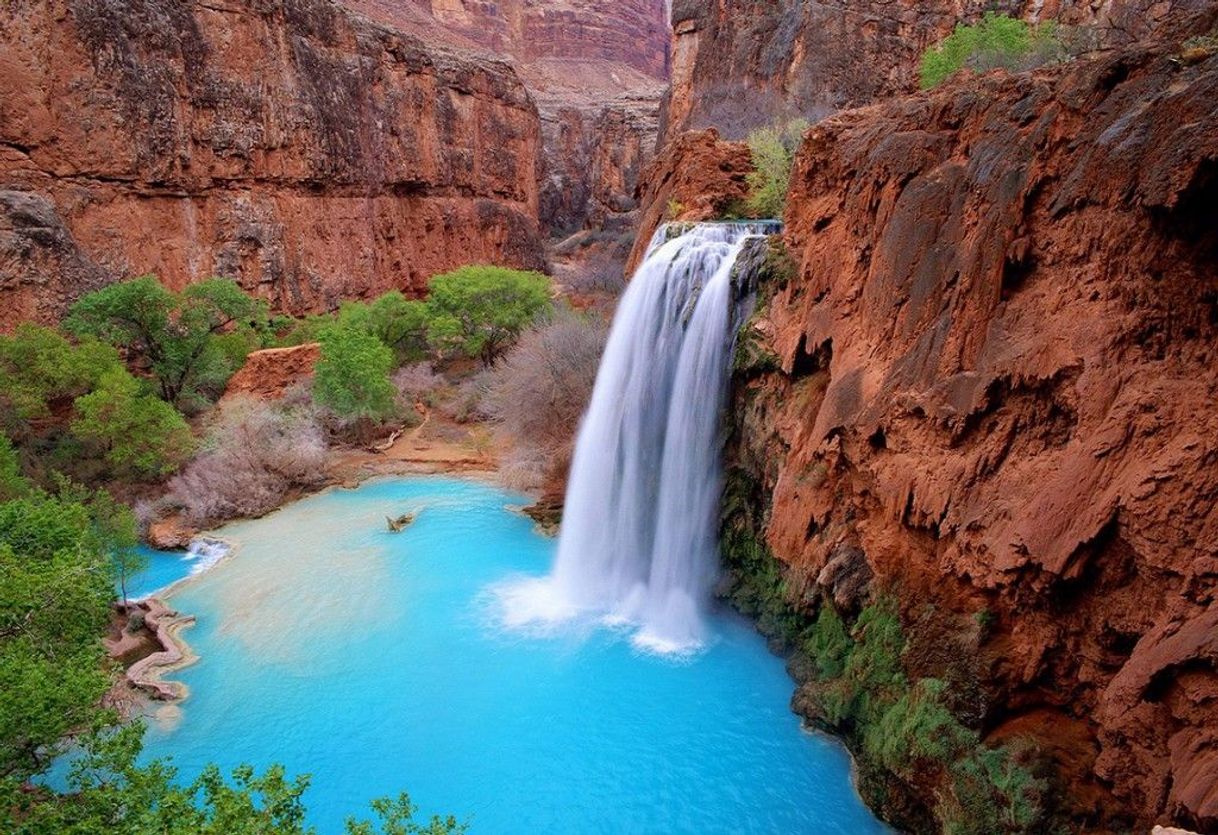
<box><xmin>920</xmin><ymin>13</ymin><xmax>1061</xmax><ymax>89</ymax></box>
<box><xmin>0</xmin><ymin>492</ymin><xmax>113</xmax><ymax>777</ymax></box>
<box><xmin>743</xmin><ymin>119</ymin><xmax>808</xmax><ymax>220</ymax></box>
<box><xmin>314</xmin><ymin>325</ymin><xmax>397</xmax><ymax>424</ymax></box>
<box><xmin>339</xmin><ymin>291</ymin><xmax>431</xmax><ymax>364</ymax></box>
<box><xmin>71</xmin><ymin>370</ymin><xmax>195</xmax><ymax>480</ymax></box>
<box><xmin>65</xmin><ymin>276</ymin><xmax>268</xmax><ymax>408</ymax></box>
<box><xmin>426</xmin><ymin>266</ymin><xmax>552</xmax><ymax>366</ymax></box>
<box><xmin>0</xmin><ymin>325</ymin><xmax>122</xmax><ymax>437</ymax></box>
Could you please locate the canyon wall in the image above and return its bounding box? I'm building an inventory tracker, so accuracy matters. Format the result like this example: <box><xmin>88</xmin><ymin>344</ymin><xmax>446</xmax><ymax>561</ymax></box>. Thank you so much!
<box><xmin>0</xmin><ymin>0</ymin><xmax>545</xmax><ymax>327</ymax></box>
<box><xmin>711</xmin><ymin>21</ymin><xmax>1217</xmax><ymax>834</ymax></box>
<box><xmin>663</xmin><ymin>0</ymin><xmax>1198</xmax><ymax>142</ymax></box>
<box><xmin>348</xmin><ymin>0</ymin><xmax>670</xmax><ymax>236</ymax></box>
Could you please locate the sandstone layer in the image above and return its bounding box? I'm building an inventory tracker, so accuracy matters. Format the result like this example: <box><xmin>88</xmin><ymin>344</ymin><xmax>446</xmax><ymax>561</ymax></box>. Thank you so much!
<box><xmin>663</xmin><ymin>0</ymin><xmax>1198</xmax><ymax>143</ymax></box>
<box><xmin>0</xmin><ymin>0</ymin><xmax>545</xmax><ymax>328</ymax></box>
<box><xmin>710</xmin><ymin>24</ymin><xmax>1218</xmax><ymax>832</ymax></box>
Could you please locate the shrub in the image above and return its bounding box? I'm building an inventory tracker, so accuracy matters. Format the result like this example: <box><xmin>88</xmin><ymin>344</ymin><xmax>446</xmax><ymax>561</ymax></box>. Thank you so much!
<box><xmin>66</xmin><ymin>276</ymin><xmax>268</xmax><ymax>409</ymax></box>
<box><xmin>482</xmin><ymin>310</ymin><xmax>607</xmax><ymax>488</ymax></box>
<box><xmin>314</xmin><ymin>325</ymin><xmax>397</xmax><ymax>425</ymax></box>
<box><xmin>920</xmin><ymin>13</ymin><xmax>1064</xmax><ymax>89</ymax></box>
<box><xmin>426</xmin><ymin>266</ymin><xmax>552</xmax><ymax>366</ymax></box>
<box><xmin>743</xmin><ymin>119</ymin><xmax>808</xmax><ymax>220</ymax></box>
<box><xmin>166</xmin><ymin>397</ymin><xmax>327</xmax><ymax>527</ymax></box>
<box><xmin>70</xmin><ymin>370</ymin><xmax>195</xmax><ymax>480</ymax></box>
<box><xmin>392</xmin><ymin>363</ymin><xmax>444</xmax><ymax>411</ymax></box>
<box><xmin>565</xmin><ymin>250</ymin><xmax>627</xmax><ymax>296</ymax></box>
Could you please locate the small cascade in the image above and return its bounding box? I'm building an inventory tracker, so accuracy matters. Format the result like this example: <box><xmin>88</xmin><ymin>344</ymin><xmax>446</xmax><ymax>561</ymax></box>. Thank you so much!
<box><xmin>501</xmin><ymin>221</ymin><xmax>777</xmax><ymax>653</ymax></box>
<box><xmin>184</xmin><ymin>537</ymin><xmax>230</xmax><ymax>577</ymax></box>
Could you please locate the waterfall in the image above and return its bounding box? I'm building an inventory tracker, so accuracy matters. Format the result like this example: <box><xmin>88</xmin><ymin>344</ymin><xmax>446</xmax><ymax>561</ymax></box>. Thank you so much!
<box><xmin>499</xmin><ymin>221</ymin><xmax>776</xmax><ymax>653</ymax></box>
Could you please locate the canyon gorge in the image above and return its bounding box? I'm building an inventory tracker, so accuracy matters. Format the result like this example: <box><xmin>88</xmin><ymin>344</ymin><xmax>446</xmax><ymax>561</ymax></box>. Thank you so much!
<box><xmin>1</xmin><ymin>0</ymin><xmax>1216</xmax><ymax>833</ymax></box>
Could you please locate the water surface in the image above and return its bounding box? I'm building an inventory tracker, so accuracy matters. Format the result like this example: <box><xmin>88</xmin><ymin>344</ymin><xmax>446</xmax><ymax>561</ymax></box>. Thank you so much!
<box><xmin>142</xmin><ymin>476</ymin><xmax>887</xmax><ymax>834</ymax></box>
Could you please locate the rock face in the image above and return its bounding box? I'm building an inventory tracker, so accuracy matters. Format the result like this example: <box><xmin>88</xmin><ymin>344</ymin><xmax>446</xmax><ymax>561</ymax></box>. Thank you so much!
<box><xmin>624</xmin><ymin>128</ymin><xmax>753</xmax><ymax>273</ymax></box>
<box><xmin>662</xmin><ymin>0</ymin><xmax>1196</xmax><ymax>142</ymax></box>
<box><xmin>352</xmin><ymin>0</ymin><xmax>669</xmax><ymax>77</ymax></box>
<box><xmin>0</xmin><ymin>0</ymin><xmax>545</xmax><ymax>327</ymax></box>
<box><xmin>222</xmin><ymin>343</ymin><xmax>322</xmax><ymax>402</ymax></box>
<box><xmin>715</xmin><ymin>24</ymin><xmax>1218</xmax><ymax>833</ymax></box>
<box><xmin>347</xmin><ymin>0</ymin><xmax>670</xmax><ymax>237</ymax></box>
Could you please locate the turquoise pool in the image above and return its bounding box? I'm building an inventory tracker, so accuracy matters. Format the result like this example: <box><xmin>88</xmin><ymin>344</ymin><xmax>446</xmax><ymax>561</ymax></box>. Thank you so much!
<box><xmin>141</xmin><ymin>476</ymin><xmax>888</xmax><ymax>834</ymax></box>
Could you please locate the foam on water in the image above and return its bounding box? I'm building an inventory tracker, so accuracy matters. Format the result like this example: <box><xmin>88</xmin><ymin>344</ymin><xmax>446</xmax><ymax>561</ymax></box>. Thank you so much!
<box><xmin>141</xmin><ymin>476</ymin><xmax>889</xmax><ymax>835</ymax></box>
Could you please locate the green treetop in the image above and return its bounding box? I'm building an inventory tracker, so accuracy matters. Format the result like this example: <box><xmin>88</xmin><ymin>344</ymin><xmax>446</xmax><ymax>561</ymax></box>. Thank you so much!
<box><xmin>425</xmin><ymin>266</ymin><xmax>552</xmax><ymax>367</ymax></box>
<box><xmin>65</xmin><ymin>276</ymin><xmax>269</xmax><ymax>408</ymax></box>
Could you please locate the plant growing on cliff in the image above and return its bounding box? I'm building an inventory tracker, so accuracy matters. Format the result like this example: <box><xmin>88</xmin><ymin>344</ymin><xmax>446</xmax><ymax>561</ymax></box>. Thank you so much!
<box><xmin>742</xmin><ymin>119</ymin><xmax>808</xmax><ymax>220</ymax></box>
<box><xmin>425</xmin><ymin>266</ymin><xmax>552</xmax><ymax>367</ymax></box>
<box><xmin>920</xmin><ymin>13</ymin><xmax>1064</xmax><ymax>89</ymax></box>
<box><xmin>66</xmin><ymin>276</ymin><xmax>269</xmax><ymax>409</ymax></box>
<box><xmin>313</xmin><ymin>324</ymin><xmax>398</xmax><ymax>428</ymax></box>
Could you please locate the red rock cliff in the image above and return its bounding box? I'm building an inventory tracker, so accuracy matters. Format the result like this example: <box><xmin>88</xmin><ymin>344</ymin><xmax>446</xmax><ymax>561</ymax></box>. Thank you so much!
<box><xmin>662</xmin><ymin>0</ymin><xmax>1193</xmax><ymax>142</ymax></box>
<box><xmin>717</xmin><ymin>22</ymin><xmax>1218</xmax><ymax>833</ymax></box>
<box><xmin>0</xmin><ymin>0</ymin><xmax>545</xmax><ymax>326</ymax></box>
<box><xmin>347</xmin><ymin>0</ymin><xmax>671</xmax><ymax>236</ymax></box>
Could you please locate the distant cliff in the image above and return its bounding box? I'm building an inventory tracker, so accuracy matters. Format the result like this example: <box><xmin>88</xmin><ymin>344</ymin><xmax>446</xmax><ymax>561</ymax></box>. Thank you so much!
<box><xmin>0</xmin><ymin>0</ymin><xmax>545</xmax><ymax>326</ymax></box>
<box><xmin>662</xmin><ymin>0</ymin><xmax>1194</xmax><ymax>142</ymax></box>
<box><xmin>348</xmin><ymin>0</ymin><xmax>671</xmax><ymax>236</ymax></box>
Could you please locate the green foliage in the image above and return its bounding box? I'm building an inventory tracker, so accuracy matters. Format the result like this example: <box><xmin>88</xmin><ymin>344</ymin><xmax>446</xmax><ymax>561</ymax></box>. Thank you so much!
<box><xmin>0</xmin><ymin>436</ymin><xmax>28</xmax><ymax>501</ymax></box>
<box><xmin>0</xmin><ymin>325</ymin><xmax>122</xmax><ymax>434</ymax></box>
<box><xmin>920</xmin><ymin>13</ymin><xmax>1062</xmax><ymax>89</ymax></box>
<box><xmin>804</xmin><ymin>605</ymin><xmax>851</xmax><ymax>679</ymax></box>
<box><xmin>426</xmin><ymin>266</ymin><xmax>552</xmax><ymax>366</ymax></box>
<box><xmin>314</xmin><ymin>325</ymin><xmax>397</xmax><ymax>422</ymax></box>
<box><xmin>338</xmin><ymin>292</ymin><xmax>431</xmax><ymax>364</ymax></box>
<box><xmin>66</xmin><ymin>276</ymin><xmax>268</xmax><ymax>408</ymax></box>
<box><xmin>943</xmin><ymin>746</ymin><xmax>1049</xmax><ymax>835</ymax></box>
<box><xmin>0</xmin><ymin>491</ymin><xmax>115</xmax><ymax>778</ymax></box>
<box><xmin>71</xmin><ymin>370</ymin><xmax>195</xmax><ymax>480</ymax></box>
<box><xmin>743</xmin><ymin>119</ymin><xmax>808</xmax><ymax>220</ymax></box>
<box><xmin>346</xmin><ymin>793</ymin><xmax>468</xmax><ymax>835</ymax></box>
<box><xmin>864</xmin><ymin>678</ymin><xmax>976</xmax><ymax>777</ymax></box>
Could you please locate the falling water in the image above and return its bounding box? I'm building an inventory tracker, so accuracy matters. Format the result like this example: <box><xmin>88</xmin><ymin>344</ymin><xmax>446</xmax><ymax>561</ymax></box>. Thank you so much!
<box><xmin>504</xmin><ymin>222</ymin><xmax>776</xmax><ymax>652</ymax></box>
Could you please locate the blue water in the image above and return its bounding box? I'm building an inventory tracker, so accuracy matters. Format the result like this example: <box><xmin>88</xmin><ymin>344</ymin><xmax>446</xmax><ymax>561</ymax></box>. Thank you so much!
<box><xmin>120</xmin><ymin>545</ymin><xmax>197</xmax><ymax>600</ymax></box>
<box><xmin>142</xmin><ymin>476</ymin><xmax>887</xmax><ymax>834</ymax></box>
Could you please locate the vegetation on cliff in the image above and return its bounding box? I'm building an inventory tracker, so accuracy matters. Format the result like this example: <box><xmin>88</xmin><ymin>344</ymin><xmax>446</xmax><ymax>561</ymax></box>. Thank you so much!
<box><xmin>919</xmin><ymin>13</ymin><xmax>1066</xmax><ymax>89</ymax></box>
<box><xmin>719</xmin><ymin>482</ymin><xmax>1051</xmax><ymax>834</ymax></box>
<box><xmin>741</xmin><ymin>120</ymin><xmax>809</xmax><ymax>220</ymax></box>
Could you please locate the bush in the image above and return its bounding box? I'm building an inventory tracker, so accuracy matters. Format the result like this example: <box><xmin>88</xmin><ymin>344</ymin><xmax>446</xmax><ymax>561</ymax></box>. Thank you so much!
<box><xmin>66</xmin><ymin>276</ymin><xmax>268</xmax><ymax>409</ymax></box>
<box><xmin>392</xmin><ymin>363</ymin><xmax>444</xmax><ymax>411</ymax></box>
<box><xmin>426</xmin><ymin>266</ymin><xmax>552</xmax><ymax>366</ymax></box>
<box><xmin>70</xmin><ymin>370</ymin><xmax>195</xmax><ymax>480</ymax></box>
<box><xmin>0</xmin><ymin>437</ymin><xmax>27</xmax><ymax>501</ymax></box>
<box><xmin>920</xmin><ymin>13</ymin><xmax>1064</xmax><ymax>89</ymax></box>
<box><xmin>166</xmin><ymin>397</ymin><xmax>327</xmax><ymax>527</ymax></box>
<box><xmin>743</xmin><ymin>119</ymin><xmax>809</xmax><ymax>220</ymax></box>
<box><xmin>565</xmin><ymin>250</ymin><xmax>628</xmax><ymax>296</ymax></box>
<box><xmin>482</xmin><ymin>310</ymin><xmax>607</xmax><ymax>488</ymax></box>
<box><xmin>314</xmin><ymin>325</ymin><xmax>397</xmax><ymax>426</ymax></box>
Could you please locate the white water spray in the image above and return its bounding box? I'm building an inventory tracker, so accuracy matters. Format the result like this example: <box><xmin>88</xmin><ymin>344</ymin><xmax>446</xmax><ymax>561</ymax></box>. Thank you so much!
<box><xmin>499</xmin><ymin>222</ymin><xmax>775</xmax><ymax>653</ymax></box>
